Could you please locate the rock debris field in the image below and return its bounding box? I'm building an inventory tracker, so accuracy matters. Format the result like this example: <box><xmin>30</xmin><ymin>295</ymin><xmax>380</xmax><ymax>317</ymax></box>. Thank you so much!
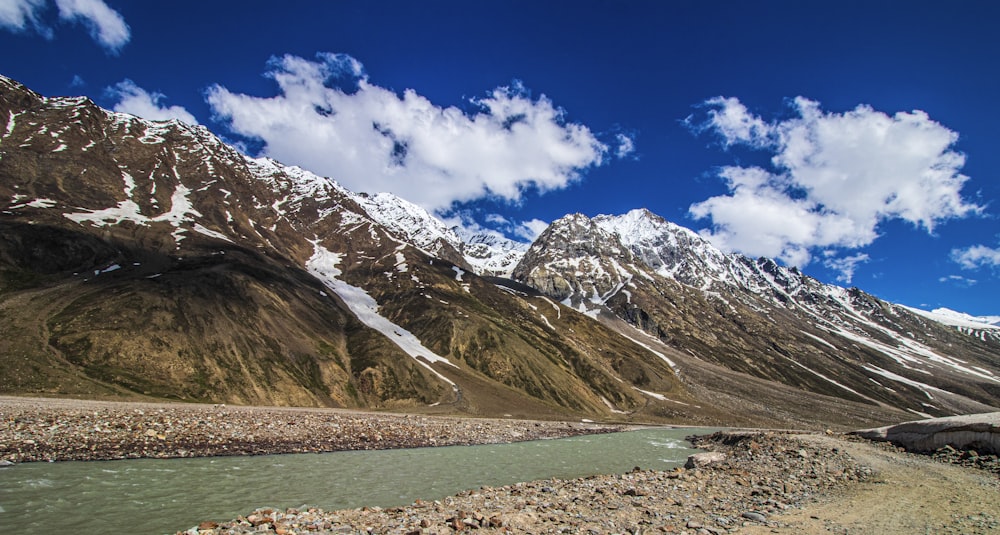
<box><xmin>0</xmin><ymin>396</ymin><xmax>620</xmax><ymax>463</ymax></box>
<box><xmin>2</xmin><ymin>396</ymin><xmax>998</xmax><ymax>534</ymax></box>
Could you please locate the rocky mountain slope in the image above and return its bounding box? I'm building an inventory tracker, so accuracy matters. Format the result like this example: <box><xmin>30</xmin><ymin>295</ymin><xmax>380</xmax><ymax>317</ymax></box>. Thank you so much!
<box><xmin>512</xmin><ymin>208</ymin><xmax>1000</xmax><ymax>421</ymax></box>
<box><xmin>1</xmin><ymin>75</ymin><xmax>996</xmax><ymax>428</ymax></box>
<box><xmin>0</xmin><ymin>75</ymin><xmax>692</xmax><ymax>421</ymax></box>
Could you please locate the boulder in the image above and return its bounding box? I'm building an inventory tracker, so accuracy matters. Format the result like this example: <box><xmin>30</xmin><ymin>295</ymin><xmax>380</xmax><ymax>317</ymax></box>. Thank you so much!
<box><xmin>685</xmin><ymin>451</ymin><xmax>726</xmax><ymax>469</ymax></box>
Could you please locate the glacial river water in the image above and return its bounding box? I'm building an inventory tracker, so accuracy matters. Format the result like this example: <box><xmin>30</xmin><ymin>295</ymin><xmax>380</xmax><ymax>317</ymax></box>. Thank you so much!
<box><xmin>0</xmin><ymin>427</ymin><xmax>714</xmax><ymax>534</ymax></box>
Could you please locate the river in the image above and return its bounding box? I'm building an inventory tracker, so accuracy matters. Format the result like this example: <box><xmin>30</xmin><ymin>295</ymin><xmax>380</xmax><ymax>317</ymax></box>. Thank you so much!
<box><xmin>0</xmin><ymin>427</ymin><xmax>713</xmax><ymax>534</ymax></box>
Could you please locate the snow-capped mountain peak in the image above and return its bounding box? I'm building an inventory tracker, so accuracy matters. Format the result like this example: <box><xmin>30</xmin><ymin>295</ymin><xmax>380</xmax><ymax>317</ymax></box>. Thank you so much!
<box><xmin>350</xmin><ymin>191</ymin><xmax>463</xmax><ymax>255</ymax></box>
<box><xmin>451</xmin><ymin>225</ymin><xmax>529</xmax><ymax>278</ymax></box>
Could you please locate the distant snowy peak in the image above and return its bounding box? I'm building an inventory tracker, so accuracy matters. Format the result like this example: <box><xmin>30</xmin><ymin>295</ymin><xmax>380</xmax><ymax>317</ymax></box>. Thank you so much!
<box><xmin>904</xmin><ymin>306</ymin><xmax>1000</xmax><ymax>330</ymax></box>
<box><xmin>344</xmin><ymin>190</ymin><xmax>529</xmax><ymax>276</ymax></box>
<box><xmin>452</xmin><ymin>226</ymin><xmax>529</xmax><ymax>278</ymax></box>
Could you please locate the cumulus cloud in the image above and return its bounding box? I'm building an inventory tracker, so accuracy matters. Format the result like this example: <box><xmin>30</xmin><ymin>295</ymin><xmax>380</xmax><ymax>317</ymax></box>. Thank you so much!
<box><xmin>108</xmin><ymin>80</ymin><xmax>198</xmax><ymax>125</ymax></box>
<box><xmin>0</xmin><ymin>0</ymin><xmax>128</xmax><ymax>51</ymax></box>
<box><xmin>55</xmin><ymin>0</ymin><xmax>128</xmax><ymax>52</ymax></box>
<box><xmin>951</xmin><ymin>244</ymin><xmax>1000</xmax><ymax>270</ymax></box>
<box><xmin>445</xmin><ymin>211</ymin><xmax>548</xmax><ymax>245</ymax></box>
<box><xmin>688</xmin><ymin>96</ymin><xmax>772</xmax><ymax>148</ymax></box>
<box><xmin>511</xmin><ymin>218</ymin><xmax>549</xmax><ymax>241</ymax></box>
<box><xmin>822</xmin><ymin>252</ymin><xmax>870</xmax><ymax>284</ymax></box>
<box><xmin>474</xmin><ymin>213</ymin><xmax>548</xmax><ymax>242</ymax></box>
<box><xmin>0</xmin><ymin>0</ymin><xmax>49</xmax><ymax>35</ymax></box>
<box><xmin>206</xmin><ymin>52</ymin><xmax>627</xmax><ymax>214</ymax></box>
<box><xmin>688</xmin><ymin>96</ymin><xmax>981</xmax><ymax>268</ymax></box>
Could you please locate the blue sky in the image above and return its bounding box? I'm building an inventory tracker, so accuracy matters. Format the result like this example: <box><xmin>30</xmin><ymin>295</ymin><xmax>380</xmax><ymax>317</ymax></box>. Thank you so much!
<box><xmin>2</xmin><ymin>1</ymin><xmax>998</xmax><ymax>316</ymax></box>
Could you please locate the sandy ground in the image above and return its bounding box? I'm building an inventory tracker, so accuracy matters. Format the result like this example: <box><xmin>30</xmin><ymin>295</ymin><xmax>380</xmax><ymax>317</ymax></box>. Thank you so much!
<box><xmin>742</xmin><ymin>433</ymin><xmax>1000</xmax><ymax>535</ymax></box>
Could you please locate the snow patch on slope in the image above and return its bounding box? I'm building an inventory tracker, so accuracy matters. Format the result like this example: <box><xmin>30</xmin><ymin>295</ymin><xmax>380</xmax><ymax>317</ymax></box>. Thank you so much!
<box><xmin>306</xmin><ymin>242</ymin><xmax>457</xmax><ymax>387</ymax></box>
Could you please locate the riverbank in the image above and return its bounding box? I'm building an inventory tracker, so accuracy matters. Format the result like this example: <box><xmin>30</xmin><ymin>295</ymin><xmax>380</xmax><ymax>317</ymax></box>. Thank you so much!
<box><xmin>180</xmin><ymin>431</ymin><xmax>1000</xmax><ymax>535</ymax></box>
<box><xmin>0</xmin><ymin>396</ymin><xmax>624</xmax><ymax>463</ymax></box>
<box><xmin>4</xmin><ymin>397</ymin><xmax>998</xmax><ymax>534</ymax></box>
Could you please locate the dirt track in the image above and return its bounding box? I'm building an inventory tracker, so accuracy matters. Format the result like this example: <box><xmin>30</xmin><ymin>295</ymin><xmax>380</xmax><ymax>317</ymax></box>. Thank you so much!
<box><xmin>743</xmin><ymin>434</ymin><xmax>999</xmax><ymax>534</ymax></box>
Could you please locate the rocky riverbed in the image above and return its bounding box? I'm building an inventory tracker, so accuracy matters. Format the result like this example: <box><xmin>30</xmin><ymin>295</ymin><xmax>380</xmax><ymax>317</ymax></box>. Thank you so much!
<box><xmin>0</xmin><ymin>396</ymin><xmax>623</xmax><ymax>463</ymax></box>
<box><xmin>177</xmin><ymin>431</ymin><xmax>877</xmax><ymax>534</ymax></box>
<box><xmin>4</xmin><ymin>397</ymin><xmax>998</xmax><ymax>534</ymax></box>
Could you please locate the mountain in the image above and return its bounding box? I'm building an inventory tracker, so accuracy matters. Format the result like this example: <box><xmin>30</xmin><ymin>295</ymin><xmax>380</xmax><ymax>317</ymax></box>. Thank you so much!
<box><xmin>0</xmin><ymin>75</ymin><xmax>697</xmax><ymax>422</ymax></box>
<box><xmin>1</xmin><ymin>75</ymin><xmax>997</xmax><ymax>429</ymax></box>
<box><xmin>345</xmin><ymin>191</ymin><xmax>528</xmax><ymax>277</ymax></box>
<box><xmin>512</xmin><ymin>208</ymin><xmax>1000</xmax><ymax>421</ymax></box>
<box><xmin>451</xmin><ymin>225</ymin><xmax>529</xmax><ymax>278</ymax></box>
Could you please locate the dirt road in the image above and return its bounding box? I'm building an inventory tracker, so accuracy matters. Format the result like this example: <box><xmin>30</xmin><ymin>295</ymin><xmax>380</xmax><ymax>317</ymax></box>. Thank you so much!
<box><xmin>744</xmin><ymin>434</ymin><xmax>1000</xmax><ymax>534</ymax></box>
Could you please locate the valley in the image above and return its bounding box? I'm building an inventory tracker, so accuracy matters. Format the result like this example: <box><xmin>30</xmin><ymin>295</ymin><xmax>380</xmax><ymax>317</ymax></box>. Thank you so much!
<box><xmin>0</xmin><ymin>74</ymin><xmax>997</xmax><ymax>430</ymax></box>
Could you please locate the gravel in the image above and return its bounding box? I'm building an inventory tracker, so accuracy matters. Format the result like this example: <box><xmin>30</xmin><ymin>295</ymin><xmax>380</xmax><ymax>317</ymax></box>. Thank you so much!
<box><xmin>0</xmin><ymin>396</ymin><xmax>624</xmax><ymax>463</ymax></box>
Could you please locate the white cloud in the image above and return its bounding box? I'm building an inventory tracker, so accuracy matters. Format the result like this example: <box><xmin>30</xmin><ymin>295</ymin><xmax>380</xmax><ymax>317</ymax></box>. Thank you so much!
<box><xmin>615</xmin><ymin>132</ymin><xmax>635</xmax><ymax>159</ymax></box>
<box><xmin>206</xmin><ymin>52</ymin><xmax>615</xmax><ymax>214</ymax></box>
<box><xmin>512</xmin><ymin>218</ymin><xmax>549</xmax><ymax>241</ymax></box>
<box><xmin>822</xmin><ymin>252</ymin><xmax>869</xmax><ymax>284</ymax></box>
<box><xmin>0</xmin><ymin>0</ymin><xmax>49</xmax><ymax>36</ymax></box>
<box><xmin>939</xmin><ymin>274</ymin><xmax>977</xmax><ymax>287</ymax></box>
<box><xmin>108</xmin><ymin>80</ymin><xmax>198</xmax><ymax>125</ymax></box>
<box><xmin>445</xmin><ymin>211</ymin><xmax>548</xmax><ymax>245</ymax></box>
<box><xmin>55</xmin><ymin>0</ymin><xmax>128</xmax><ymax>52</ymax></box>
<box><xmin>690</xmin><ymin>96</ymin><xmax>772</xmax><ymax>148</ymax></box>
<box><xmin>0</xmin><ymin>0</ymin><xmax>128</xmax><ymax>50</ymax></box>
<box><xmin>951</xmin><ymin>244</ymin><xmax>1000</xmax><ymax>270</ymax></box>
<box><xmin>689</xmin><ymin>96</ymin><xmax>981</xmax><ymax>267</ymax></box>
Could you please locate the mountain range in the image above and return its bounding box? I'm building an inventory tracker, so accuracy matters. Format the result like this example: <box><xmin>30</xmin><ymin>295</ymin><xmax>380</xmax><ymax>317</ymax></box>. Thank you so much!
<box><xmin>1</xmin><ymin>75</ymin><xmax>997</xmax><ymax>429</ymax></box>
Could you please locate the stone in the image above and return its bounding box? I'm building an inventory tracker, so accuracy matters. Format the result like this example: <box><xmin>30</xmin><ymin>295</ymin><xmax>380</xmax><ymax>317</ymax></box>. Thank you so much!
<box><xmin>685</xmin><ymin>452</ymin><xmax>726</xmax><ymax>469</ymax></box>
<box><xmin>741</xmin><ymin>511</ymin><xmax>767</xmax><ymax>522</ymax></box>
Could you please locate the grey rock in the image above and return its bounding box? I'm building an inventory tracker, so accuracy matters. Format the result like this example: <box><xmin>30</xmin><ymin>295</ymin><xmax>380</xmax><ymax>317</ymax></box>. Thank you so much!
<box><xmin>741</xmin><ymin>511</ymin><xmax>767</xmax><ymax>522</ymax></box>
<box><xmin>685</xmin><ymin>451</ymin><xmax>726</xmax><ymax>469</ymax></box>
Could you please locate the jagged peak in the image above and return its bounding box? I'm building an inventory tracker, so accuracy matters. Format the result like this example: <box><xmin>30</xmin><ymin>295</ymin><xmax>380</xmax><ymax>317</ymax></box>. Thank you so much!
<box><xmin>553</xmin><ymin>212</ymin><xmax>592</xmax><ymax>224</ymax></box>
<box><xmin>350</xmin><ymin>190</ymin><xmax>462</xmax><ymax>253</ymax></box>
<box><xmin>594</xmin><ymin>208</ymin><xmax>703</xmax><ymax>247</ymax></box>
